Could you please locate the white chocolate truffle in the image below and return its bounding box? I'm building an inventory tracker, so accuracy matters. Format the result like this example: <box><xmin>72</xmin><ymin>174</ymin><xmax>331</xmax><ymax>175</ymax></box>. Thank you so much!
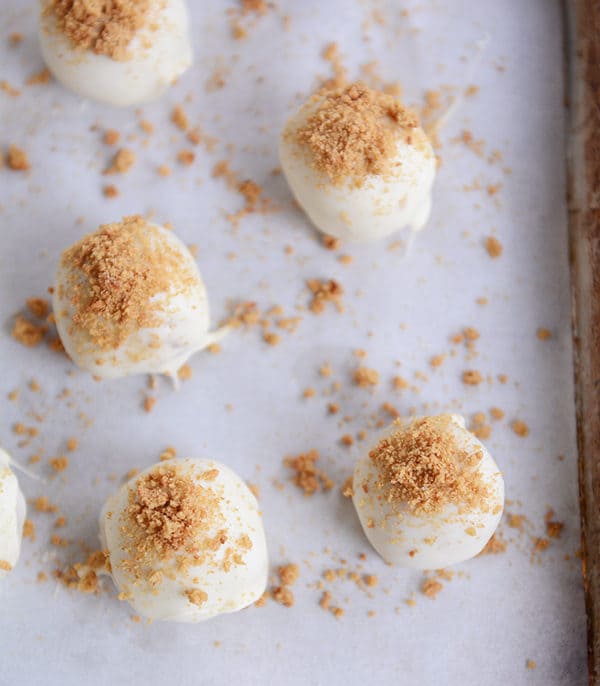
<box><xmin>100</xmin><ymin>458</ymin><xmax>268</xmax><ymax>622</ymax></box>
<box><xmin>39</xmin><ymin>0</ymin><xmax>192</xmax><ymax>106</ymax></box>
<box><xmin>53</xmin><ymin>215</ymin><xmax>225</xmax><ymax>379</ymax></box>
<box><xmin>0</xmin><ymin>449</ymin><xmax>26</xmax><ymax>580</ymax></box>
<box><xmin>352</xmin><ymin>415</ymin><xmax>504</xmax><ymax>569</ymax></box>
<box><xmin>279</xmin><ymin>82</ymin><xmax>436</xmax><ymax>243</ymax></box>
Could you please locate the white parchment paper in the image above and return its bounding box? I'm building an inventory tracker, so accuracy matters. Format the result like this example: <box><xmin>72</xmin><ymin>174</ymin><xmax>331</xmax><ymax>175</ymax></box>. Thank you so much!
<box><xmin>0</xmin><ymin>1</ymin><xmax>587</xmax><ymax>684</ymax></box>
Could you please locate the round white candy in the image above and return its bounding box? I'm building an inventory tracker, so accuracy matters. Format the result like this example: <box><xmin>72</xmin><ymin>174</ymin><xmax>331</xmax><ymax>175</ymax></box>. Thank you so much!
<box><xmin>352</xmin><ymin>415</ymin><xmax>504</xmax><ymax>569</ymax></box>
<box><xmin>39</xmin><ymin>0</ymin><xmax>193</xmax><ymax>106</ymax></box>
<box><xmin>54</xmin><ymin>220</ymin><xmax>224</xmax><ymax>379</ymax></box>
<box><xmin>0</xmin><ymin>449</ymin><xmax>26</xmax><ymax>580</ymax></box>
<box><xmin>100</xmin><ymin>458</ymin><xmax>268</xmax><ymax>622</ymax></box>
<box><xmin>279</xmin><ymin>93</ymin><xmax>436</xmax><ymax>243</ymax></box>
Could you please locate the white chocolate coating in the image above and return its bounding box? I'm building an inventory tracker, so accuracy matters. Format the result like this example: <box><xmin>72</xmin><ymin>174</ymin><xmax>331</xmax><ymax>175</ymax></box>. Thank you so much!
<box><xmin>39</xmin><ymin>0</ymin><xmax>193</xmax><ymax>106</ymax></box>
<box><xmin>0</xmin><ymin>449</ymin><xmax>26</xmax><ymax>580</ymax></box>
<box><xmin>352</xmin><ymin>415</ymin><xmax>504</xmax><ymax>569</ymax></box>
<box><xmin>279</xmin><ymin>95</ymin><xmax>436</xmax><ymax>243</ymax></box>
<box><xmin>100</xmin><ymin>458</ymin><xmax>268</xmax><ymax>622</ymax></box>
<box><xmin>54</xmin><ymin>222</ymin><xmax>225</xmax><ymax>379</ymax></box>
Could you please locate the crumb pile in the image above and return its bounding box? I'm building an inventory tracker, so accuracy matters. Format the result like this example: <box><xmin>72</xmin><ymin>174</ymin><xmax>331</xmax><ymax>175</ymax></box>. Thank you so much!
<box><xmin>369</xmin><ymin>415</ymin><xmax>493</xmax><ymax>516</ymax></box>
<box><xmin>119</xmin><ymin>464</ymin><xmax>222</xmax><ymax>588</ymax></box>
<box><xmin>44</xmin><ymin>0</ymin><xmax>151</xmax><ymax>61</ymax></box>
<box><xmin>58</xmin><ymin>216</ymin><xmax>197</xmax><ymax>351</ymax></box>
<box><xmin>296</xmin><ymin>82</ymin><xmax>418</xmax><ymax>184</ymax></box>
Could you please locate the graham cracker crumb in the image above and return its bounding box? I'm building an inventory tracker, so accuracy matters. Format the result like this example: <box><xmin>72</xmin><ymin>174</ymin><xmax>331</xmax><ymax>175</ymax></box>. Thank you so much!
<box><xmin>171</xmin><ymin>105</ymin><xmax>189</xmax><ymax>131</ymax></box>
<box><xmin>462</xmin><ymin>370</ymin><xmax>483</xmax><ymax>386</ymax></box>
<box><xmin>272</xmin><ymin>585</ymin><xmax>294</xmax><ymax>607</ymax></box>
<box><xmin>23</xmin><ymin>519</ymin><xmax>36</xmax><ymax>541</ymax></box>
<box><xmin>526</xmin><ymin>660</ymin><xmax>536</xmax><ymax>670</ymax></box>
<box><xmin>367</xmin><ymin>415</ymin><xmax>493</xmax><ymax>516</ymax></box>
<box><xmin>7</xmin><ymin>145</ymin><xmax>30</xmax><ymax>170</ymax></box>
<box><xmin>34</xmin><ymin>496</ymin><xmax>58</xmax><ymax>513</ymax></box>
<box><xmin>0</xmin><ymin>560</ymin><xmax>13</xmax><ymax>571</ymax></box>
<box><xmin>12</xmin><ymin>315</ymin><xmax>47</xmax><ymax>347</ymax></box>
<box><xmin>392</xmin><ymin>376</ymin><xmax>409</xmax><ymax>390</ymax></box>
<box><xmin>490</xmin><ymin>407</ymin><xmax>504</xmax><ymax>421</ymax></box>
<box><xmin>278</xmin><ymin>563</ymin><xmax>299</xmax><ymax>586</ymax></box>
<box><xmin>26</xmin><ymin>297</ymin><xmax>50</xmax><ymax>319</ymax></box>
<box><xmin>485</xmin><ymin>236</ymin><xmax>503</xmax><ymax>258</ymax></box>
<box><xmin>178</xmin><ymin>364</ymin><xmax>193</xmax><ymax>381</ymax></box>
<box><xmin>421</xmin><ymin>578</ymin><xmax>443</xmax><ymax>598</ymax></box>
<box><xmin>104</xmin><ymin>148</ymin><xmax>136</xmax><ymax>174</ymax></box>
<box><xmin>185</xmin><ymin>588</ymin><xmax>208</xmax><ymax>606</ymax></box>
<box><xmin>323</xmin><ymin>235</ymin><xmax>341</xmax><ymax>250</ymax></box>
<box><xmin>536</xmin><ymin>328</ymin><xmax>552</xmax><ymax>340</ymax></box>
<box><xmin>44</xmin><ymin>0</ymin><xmax>151</xmax><ymax>61</ymax></box>
<box><xmin>296</xmin><ymin>82</ymin><xmax>419</xmax><ymax>185</ymax></box>
<box><xmin>480</xmin><ymin>533</ymin><xmax>507</xmax><ymax>555</ymax></box>
<box><xmin>307</xmin><ymin>279</ymin><xmax>344</xmax><ymax>314</ymax></box>
<box><xmin>103</xmin><ymin>129</ymin><xmax>120</xmax><ymax>146</ymax></box>
<box><xmin>103</xmin><ymin>184</ymin><xmax>119</xmax><ymax>198</ymax></box>
<box><xmin>49</xmin><ymin>455</ymin><xmax>69</xmax><ymax>472</ymax></box>
<box><xmin>144</xmin><ymin>396</ymin><xmax>157</xmax><ymax>413</ymax></box>
<box><xmin>284</xmin><ymin>449</ymin><xmax>334</xmax><ymax>495</ymax></box>
<box><xmin>512</xmin><ymin>420</ymin><xmax>529</xmax><ymax>437</ymax></box>
<box><xmin>177</xmin><ymin>150</ymin><xmax>195</xmax><ymax>166</ymax></box>
<box><xmin>354</xmin><ymin>366</ymin><xmax>379</xmax><ymax>387</ymax></box>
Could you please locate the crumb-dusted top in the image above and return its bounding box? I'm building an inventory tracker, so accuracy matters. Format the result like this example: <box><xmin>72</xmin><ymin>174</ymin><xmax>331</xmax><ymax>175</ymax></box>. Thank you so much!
<box><xmin>294</xmin><ymin>81</ymin><xmax>421</xmax><ymax>185</ymax></box>
<box><xmin>58</xmin><ymin>215</ymin><xmax>198</xmax><ymax>351</ymax></box>
<box><xmin>368</xmin><ymin>415</ymin><xmax>493</xmax><ymax>516</ymax></box>
<box><xmin>112</xmin><ymin>461</ymin><xmax>256</xmax><ymax>603</ymax></box>
<box><xmin>43</xmin><ymin>0</ymin><xmax>152</xmax><ymax>61</ymax></box>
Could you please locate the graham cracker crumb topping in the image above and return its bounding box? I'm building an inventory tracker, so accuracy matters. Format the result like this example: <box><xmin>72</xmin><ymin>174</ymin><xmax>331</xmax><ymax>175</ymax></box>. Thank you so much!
<box><xmin>60</xmin><ymin>216</ymin><xmax>198</xmax><ymax>351</ymax></box>
<box><xmin>368</xmin><ymin>415</ymin><xmax>493</xmax><ymax>516</ymax></box>
<box><xmin>296</xmin><ymin>82</ymin><xmax>419</xmax><ymax>185</ymax></box>
<box><xmin>44</xmin><ymin>0</ymin><xmax>151</xmax><ymax>61</ymax></box>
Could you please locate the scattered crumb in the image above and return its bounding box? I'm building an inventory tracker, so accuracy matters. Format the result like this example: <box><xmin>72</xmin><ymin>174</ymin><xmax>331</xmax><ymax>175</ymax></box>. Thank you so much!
<box><xmin>6</xmin><ymin>144</ymin><xmax>30</xmax><ymax>170</ymax></box>
<box><xmin>485</xmin><ymin>236</ymin><xmax>503</xmax><ymax>258</ymax></box>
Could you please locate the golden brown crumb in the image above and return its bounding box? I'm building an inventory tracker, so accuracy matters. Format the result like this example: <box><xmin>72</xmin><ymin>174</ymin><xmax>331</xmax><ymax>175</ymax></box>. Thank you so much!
<box><xmin>263</xmin><ymin>331</ymin><xmax>281</xmax><ymax>346</ymax></box>
<box><xmin>430</xmin><ymin>354</ymin><xmax>445</xmax><ymax>368</ymax></box>
<box><xmin>66</xmin><ymin>438</ymin><xmax>78</xmax><ymax>452</ymax></box>
<box><xmin>485</xmin><ymin>236</ymin><xmax>503</xmax><ymax>258</ymax></box>
<box><xmin>54</xmin><ymin>516</ymin><xmax>67</xmax><ymax>528</ymax></box>
<box><xmin>421</xmin><ymin>578</ymin><xmax>443</xmax><ymax>598</ymax></box>
<box><xmin>103</xmin><ymin>184</ymin><xmax>119</xmax><ymax>198</ymax></box>
<box><xmin>526</xmin><ymin>660</ymin><xmax>536</xmax><ymax>670</ymax></box>
<box><xmin>26</xmin><ymin>297</ymin><xmax>50</xmax><ymax>319</ymax></box>
<box><xmin>341</xmin><ymin>475</ymin><xmax>354</xmax><ymax>498</ymax></box>
<box><xmin>367</xmin><ymin>415</ymin><xmax>493</xmax><ymax>516</ymax></box>
<box><xmin>0</xmin><ymin>80</ymin><xmax>20</xmax><ymax>96</ymax></box>
<box><xmin>322</xmin><ymin>235</ymin><xmax>341</xmax><ymax>250</ymax></box>
<box><xmin>12</xmin><ymin>315</ymin><xmax>46</xmax><ymax>347</ymax></box>
<box><xmin>49</xmin><ymin>456</ymin><xmax>69</xmax><ymax>472</ymax></box>
<box><xmin>303</xmin><ymin>387</ymin><xmax>316</xmax><ymax>398</ymax></box>
<box><xmin>44</xmin><ymin>0</ymin><xmax>151</xmax><ymax>61</ymax></box>
<box><xmin>533</xmin><ymin>537</ymin><xmax>549</xmax><ymax>552</ymax></box>
<box><xmin>157</xmin><ymin>164</ymin><xmax>172</xmax><ymax>177</ymax></box>
<box><xmin>536</xmin><ymin>328</ymin><xmax>552</xmax><ymax>340</ymax></box>
<box><xmin>295</xmin><ymin>82</ymin><xmax>419</xmax><ymax>184</ymax></box>
<box><xmin>490</xmin><ymin>407</ymin><xmax>504</xmax><ymax>421</ymax></box>
<box><xmin>464</xmin><ymin>327</ymin><xmax>480</xmax><ymax>341</ymax></box>
<box><xmin>328</xmin><ymin>402</ymin><xmax>339</xmax><ymax>414</ymax></box>
<box><xmin>480</xmin><ymin>533</ymin><xmax>507</xmax><ymax>555</ymax></box>
<box><xmin>26</xmin><ymin>68</ymin><xmax>52</xmax><ymax>85</ymax></box>
<box><xmin>278</xmin><ymin>563</ymin><xmax>300</xmax><ymax>586</ymax></box>
<box><xmin>319</xmin><ymin>590</ymin><xmax>332</xmax><ymax>611</ymax></box>
<box><xmin>159</xmin><ymin>446</ymin><xmax>177</xmax><ymax>462</ymax></box>
<box><xmin>0</xmin><ymin>560</ymin><xmax>13</xmax><ymax>571</ymax></box>
<box><xmin>178</xmin><ymin>364</ymin><xmax>193</xmax><ymax>381</ymax></box>
<box><xmin>144</xmin><ymin>396</ymin><xmax>157</xmax><ymax>413</ymax></box>
<box><xmin>34</xmin><ymin>496</ymin><xmax>58</xmax><ymax>513</ymax></box>
<box><xmin>185</xmin><ymin>588</ymin><xmax>208</xmax><ymax>606</ymax></box>
<box><xmin>364</xmin><ymin>574</ymin><xmax>378</xmax><ymax>587</ymax></box>
<box><xmin>392</xmin><ymin>375</ymin><xmax>409</xmax><ymax>390</ymax></box>
<box><xmin>284</xmin><ymin>450</ymin><xmax>333</xmax><ymax>495</ymax></box>
<box><xmin>354</xmin><ymin>366</ymin><xmax>379</xmax><ymax>387</ymax></box>
<box><xmin>139</xmin><ymin>119</ymin><xmax>154</xmax><ymax>134</ymax></box>
<box><xmin>37</xmin><ymin>571</ymin><xmax>48</xmax><ymax>583</ymax></box>
<box><xmin>9</xmin><ymin>32</ymin><xmax>24</xmax><ymax>45</ymax></box>
<box><xmin>23</xmin><ymin>519</ymin><xmax>36</xmax><ymax>541</ymax></box>
<box><xmin>51</xmin><ymin>534</ymin><xmax>68</xmax><ymax>547</ymax></box>
<box><xmin>382</xmin><ymin>402</ymin><xmax>400</xmax><ymax>418</ymax></box>
<box><xmin>103</xmin><ymin>129</ymin><xmax>120</xmax><ymax>146</ymax></box>
<box><xmin>545</xmin><ymin>510</ymin><xmax>564</xmax><ymax>539</ymax></box>
<box><xmin>171</xmin><ymin>105</ymin><xmax>189</xmax><ymax>131</ymax></box>
<box><xmin>272</xmin><ymin>585</ymin><xmax>294</xmax><ymax>607</ymax></box>
<box><xmin>104</xmin><ymin>148</ymin><xmax>135</xmax><ymax>174</ymax></box>
<box><xmin>462</xmin><ymin>370</ymin><xmax>483</xmax><ymax>386</ymax></box>
<box><xmin>512</xmin><ymin>420</ymin><xmax>529</xmax><ymax>437</ymax></box>
<box><xmin>254</xmin><ymin>591</ymin><xmax>268</xmax><ymax>607</ymax></box>
<box><xmin>6</xmin><ymin>144</ymin><xmax>30</xmax><ymax>170</ymax></box>
<box><xmin>341</xmin><ymin>434</ymin><xmax>354</xmax><ymax>446</ymax></box>
<box><xmin>307</xmin><ymin>279</ymin><xmax>344</xmax><ymax>314</ymax></box>
<box><xmin>177</xmin><ymin>150</ymin><xmax>195</xmax><ymax>166</ymax></box>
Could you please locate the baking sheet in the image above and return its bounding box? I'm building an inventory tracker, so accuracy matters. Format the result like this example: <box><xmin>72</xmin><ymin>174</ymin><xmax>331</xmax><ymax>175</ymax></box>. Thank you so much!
<box><xmin>0</xmin><ymin>1</ymin><xmax>587</xmax><ymax>684</ymax></box>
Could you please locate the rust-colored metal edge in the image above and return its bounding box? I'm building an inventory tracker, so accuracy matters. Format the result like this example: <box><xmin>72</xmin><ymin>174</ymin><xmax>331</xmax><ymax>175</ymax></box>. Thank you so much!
<box><xmin>565</xmin><ymin>1</ymin><xmax>600</xmax><ymax>683</ymax></box>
